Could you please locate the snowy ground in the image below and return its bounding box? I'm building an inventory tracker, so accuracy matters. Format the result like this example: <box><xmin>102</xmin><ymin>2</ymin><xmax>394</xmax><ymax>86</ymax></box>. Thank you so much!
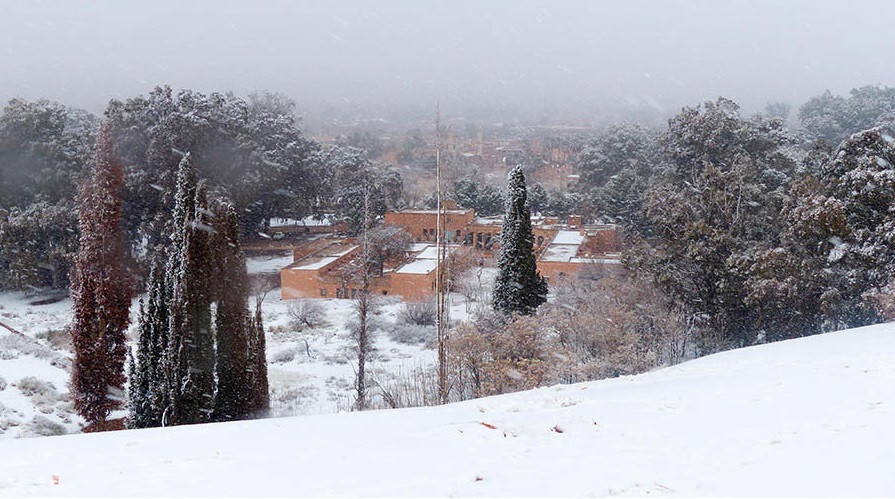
<box><xmin>0</xmin><ymin>251</ymin><xmax>486</xmax><ymax>437</ymax></box>
<box><xmin>0</xmin><ymin>322</ymin><xmax>893</xmax><ymax>496</ymax></box>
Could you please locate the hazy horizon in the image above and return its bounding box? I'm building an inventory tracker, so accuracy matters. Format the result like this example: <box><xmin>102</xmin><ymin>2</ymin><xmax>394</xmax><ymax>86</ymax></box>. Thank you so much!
<box><xmin>3</xmin><ymin>0</ymin><xmax>895</xmax><ymax>125</ymax></box>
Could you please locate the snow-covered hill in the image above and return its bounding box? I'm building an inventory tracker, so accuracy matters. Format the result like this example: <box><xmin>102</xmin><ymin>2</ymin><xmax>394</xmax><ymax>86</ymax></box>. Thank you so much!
<box><xmin>0</xmin><ymin>323</ymin><xmax>893</xmax><ymax>497</ymax></box>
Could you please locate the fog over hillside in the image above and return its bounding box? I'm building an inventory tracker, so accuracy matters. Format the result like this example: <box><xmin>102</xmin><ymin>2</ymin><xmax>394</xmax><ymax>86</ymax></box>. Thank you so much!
<box><xmin>3</xmin><ymin>0</ymin><xmax>895</xmax><ymax>125</ymax></box>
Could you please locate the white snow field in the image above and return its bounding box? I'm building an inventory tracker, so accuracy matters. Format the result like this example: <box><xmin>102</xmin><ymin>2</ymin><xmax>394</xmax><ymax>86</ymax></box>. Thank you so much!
<box><xmin>0</xmin><ymin>323</ymin><xmax>894</xmax><ymax>497</ymax></box>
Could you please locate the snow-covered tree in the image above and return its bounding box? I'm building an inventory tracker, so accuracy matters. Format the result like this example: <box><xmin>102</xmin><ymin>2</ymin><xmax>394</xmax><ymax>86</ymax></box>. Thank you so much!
<box><xmin>574</xmin><ymin>123</ymin><xmax>660</xmax><ymax>235</ymax></box>
<box><xmin>128</xmin><ymin>260</ymin><xmax>171</xmax><ymax>428</ymax></box>
<box><xmin>70</xmin><ymin>121</ymin><xmax>133</xmax><ymax>429</ymax></box>
<box><xmin>0</xmin><ymin>98</ymin><xmax>97</xmax><ymax>290</ymax></box>
<box><xmin>104</xmin><ymin>86</ymin><xmax>319</xmax><ymax>272</ymax></box>
<box><xmin>129</xmin><ymin>160</ymin><xmax>269</xmax><ymax>427</ymax></box>
<box><xmin>643</xmin><ymin>98</ymin><xmax>798</xmax><ymax>349</ymax></box>
<box><xmin>315</xmin><ymin>145</ymin><xmax>404</xmax><ymax>235</ymax></box>
<box><xmin>211</xmin><ymin>199</ymin><xmax>252</xmax><ymax>422</ymax></box>
<box><xmin>166</xmin><ymin>156</ymin><xmax>215</xmax><ymax>426</ymax></box>
<box><xmin>493</xmin><ymin>166</ymin><xmax>548</xmax><ymax>316</ymax></box>
<box><xmin>799</xmin><ymin>85</ymin><xmax>895</xmax><ymax>146</ymax></box>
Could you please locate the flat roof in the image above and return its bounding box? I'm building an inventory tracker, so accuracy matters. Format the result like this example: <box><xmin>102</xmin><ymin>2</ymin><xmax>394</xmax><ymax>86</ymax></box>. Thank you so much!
<box><xmin>287</xmin><ymin>243</ymin><xmax>358</xmax><ymax>271</ymax></box>
<box><xmin>552</xmin><ymin>230</ymin><xmax>584</xmax><ymax>245</ymax></box>
<box><xmin>396</xmin><ymin>259</ymin><xmax>439</xmax><ymax>275</ymax></box>
<box><xmin>540</xmin><ymin>244</ymin><xmax>579</xmax><ymax>263</ymax></box>
<box><xmin>390</xmin><ymin>209</ymin><xmax>470</xmax><ymax>215</ymax></box>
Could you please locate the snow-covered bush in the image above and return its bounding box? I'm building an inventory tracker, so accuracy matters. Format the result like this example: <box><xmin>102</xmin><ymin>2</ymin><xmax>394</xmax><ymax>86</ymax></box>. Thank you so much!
<box><xmin>0</xmin><ymin>334</ymin><xmax>60</xmax><ymax>363</ymax></box>
<box><xmin>16</xmin><ymin>376</ymin><xmax>58</xmax><ymax>401</ymax></box>
<box><xmin>34</xmin><ymin>328</ymin><xmax>72</xmax><ymax>351</ymax></box>
<box><xmin>270</xmin><ymin>347</ymin><xmax>298</xmax><ymax>364</ymax></box>
<box><xmin>388</xmin><ymin>324</ymin><xmax>435</xmax><ymax>347</ymax></box>
<box><xmin>24</xmin><ymin>415</ymin><xmax>66</xmax><ymax>437</ymax></box>
<box><xmin>370</xmin><ymin>365</ymin><xmax>439</xmax><ymax>409</ymax></box>
<box><xmin>398</xmin><ymin>301</ymin><xmax>436</xmax><ymax>326</ymax></box>
<box><xmin>287</xmin><ymin>299</ymin><xmax>325</xmax><ymax>331</ymax></box>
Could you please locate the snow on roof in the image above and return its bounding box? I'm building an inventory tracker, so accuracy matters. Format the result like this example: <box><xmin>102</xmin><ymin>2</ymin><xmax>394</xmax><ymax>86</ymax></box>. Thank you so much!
<box><xmin>395</xmin><ymin>244</ymin><xmax>459</xmax><ymax>274</ymax></box>
<box><xmin>569</xmin><ymin>257</ymin><xmax>622</xmax><ymax>265</ymax></box>
<box><xmin>269</xmin><ymin>215</ymin><xmax>335</xmax><ymax>228</ymax></box>
<box><xmin>552</xmin><ymin>230</ymin><xmax>584</xmax><ymax>245</ymax></box>
<box><xmin>396</xmin><ymin>259</ymin><xmax>439</xmax><ymax>275</ymax></box>
<box><xmin>540</xmin><ymin>244</ymin><xmax>580</xmax><ymax>263</ymax></box>
<box><xmin>409</xmin><ymin>243</ymin><xmax>430</xmax><ymax>252</ymax></box>
<box><xmin>289</xmin><ymin>244</ymin><xmax>358</xmax><ymax>271</ymax></box>
<box><xmin>395</xmin><ymin>209</ymin><xmax>470</xmax><ymax>215</ymax></box>
<box><xmin>474</xmin><ymin>217</ymin><xmax>503</xmax><ymax>225</ymax></box>
<box><xmin>295</xmin><ymin>256</ymin><xmax>340</xmax><ymax>271</ymax></box>
<box><xmin>415</xmin><ymin>245</ymin><xmax>440</xmax><ymax>260</ymax></box>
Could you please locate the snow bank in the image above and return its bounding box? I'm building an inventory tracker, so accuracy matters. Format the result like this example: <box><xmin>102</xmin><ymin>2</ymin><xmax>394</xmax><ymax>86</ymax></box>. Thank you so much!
<box><xmin>1</xmin><ymin>324</ymin><xmax>893</xmax><ymax>496</ymax></box>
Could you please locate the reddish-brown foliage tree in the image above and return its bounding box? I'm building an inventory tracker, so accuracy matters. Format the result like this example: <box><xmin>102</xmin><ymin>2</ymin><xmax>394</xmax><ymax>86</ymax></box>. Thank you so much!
<box><xmin>71</xmin><ymin>121</ymin><xmax>133</xmax><ymax>426</ymax></box>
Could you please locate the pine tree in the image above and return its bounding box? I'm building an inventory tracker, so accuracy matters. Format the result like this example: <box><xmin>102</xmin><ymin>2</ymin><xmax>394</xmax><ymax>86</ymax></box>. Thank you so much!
<box><xmin>70</xmin><ymin>121</ymin><xmax>133</xmax><ymax>429</ymax></box>
<box><xmin>493</xmin><ymin>166</ymin><xmax>548</xmax><ymax>316</ymax></box>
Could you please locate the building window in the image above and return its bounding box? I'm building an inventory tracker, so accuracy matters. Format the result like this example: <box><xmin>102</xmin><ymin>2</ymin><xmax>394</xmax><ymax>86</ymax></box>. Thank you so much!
<box><xmin>423</xmin><ymin>229</ymin><xmax>428</xmax><ymax>239</ymax></box>
<box><xmin>320</xmin><ymin>288</ymin><xmax>327</xmax><ymax>297</ymax></box>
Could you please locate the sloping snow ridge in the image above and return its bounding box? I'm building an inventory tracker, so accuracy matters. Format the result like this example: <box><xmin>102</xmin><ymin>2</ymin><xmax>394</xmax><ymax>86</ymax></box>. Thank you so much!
<box><xmin>1</xmin><ymin>323</ymin><xmax>894</xmax><ymax>497</ymax></box>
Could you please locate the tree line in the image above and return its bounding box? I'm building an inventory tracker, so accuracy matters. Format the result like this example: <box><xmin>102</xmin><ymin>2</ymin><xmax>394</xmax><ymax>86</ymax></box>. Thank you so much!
<box><xmin>574</xmin><ymin>91</ymin><xmax>895</xmax><ymax>352</ymax></box>
<box><xmin>0</xmin><ymin>86</ymin><xmax>405</xmax><ymax>292</ymax></box>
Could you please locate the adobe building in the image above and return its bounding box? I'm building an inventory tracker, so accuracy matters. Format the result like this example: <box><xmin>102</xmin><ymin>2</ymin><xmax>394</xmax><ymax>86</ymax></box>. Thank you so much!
<box><xmin>383</xmin><ymin>200</ymin><xmax>474</xmax><ymax>243</ymax></box>
<box><xmin>280</xmin><ymin>204</ymin><xmax>623</xmax><ymax>301</ymax></box>
<box><xmin>535</xmin><ymin>226</ymin><xmax>623</xmax><ymax>282</ymax></box>
<box><xmin>280</xmin><ymin>239</ymin><xmax>457</xmax><ymax>301</ymax></box>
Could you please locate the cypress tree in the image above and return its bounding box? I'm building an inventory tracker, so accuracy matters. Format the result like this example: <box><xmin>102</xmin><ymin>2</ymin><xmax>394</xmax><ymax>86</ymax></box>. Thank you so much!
<box><xmin>247</xmin><ymin>297</ymin><xmax>270</xmax><ymax>418</ymax></box>
<box><xmin>70</xmin><ymin>121</ymin><xmax>133</xmax><ymax>429</ymax></box>
<box><xmin>127</xmin><ymin>300</ymin><xmax>152</xmax><ymax>429</ymax></box>
<box><xmin>493</xmin><ymin>166</ymin><xmax>548</xmax><ymax>316</ymax></box>
<box><xmin>167</xmin><ymin>155</ymin><xmax>215</xmax><ymax>425</ymax></box>
<box><xmin>128</xmin><ymin>260</ymin><xmax>170</xmax><ymax>427</ymax></box>
<box><xmin>129</xmin><ymin>152</ymin><xmax>269</xmax><ymax>427</ymax></box>
<box><xmin>211</xmin><ymin>200</ymin><xmax>251</xmax><ymax>421</ymax></box>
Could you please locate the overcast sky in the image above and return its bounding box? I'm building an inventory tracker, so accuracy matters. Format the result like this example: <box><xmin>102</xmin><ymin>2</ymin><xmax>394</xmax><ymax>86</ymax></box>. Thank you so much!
<box><xmin>3</xmin><ymin>0</ymin><xmax>895</xmax><ymax>124</ymax></box>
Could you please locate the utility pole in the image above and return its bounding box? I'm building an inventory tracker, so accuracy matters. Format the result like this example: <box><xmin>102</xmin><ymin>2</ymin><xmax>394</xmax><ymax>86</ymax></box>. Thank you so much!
<box><xmin>355</xmin><ymin>185</ymin><xmax>371</xmax><ymax>411</ymax></box>
<box><xmin>435</xmin><ymin>105</ymin><xmax>449</xmax><ymax>405</ymax></box>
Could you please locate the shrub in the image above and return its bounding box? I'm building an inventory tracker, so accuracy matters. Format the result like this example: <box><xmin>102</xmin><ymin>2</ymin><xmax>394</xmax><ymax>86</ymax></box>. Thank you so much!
<box><xmin>287</xmin><ymin>299</ymin><xmax>325</xmax><ymax>330</ymax></box>
<box><xmin>270</xmin><ymin>347</ymin><xmax>297</xmax><ymax>364</ymax></box>
<box><xmin>0</xmin><ymin>375</ymin><xmax>6</xmax><ymax>391</ymax></box>
<box><xmin>34</xmin><ymin>327</ymin><xmax>73</xmax><ymax>351</ymax></box>
<box><xmin>26</xmin><ymin>415</ymin><xmax>66</xmax><ymax>437</ymax></box>
<box><xmin>388</xmin><ymin>324</ymin><xmax>436</xmax><ymax>347</ymax></box>
<box><xmin>398</xmin><ymin>301</ymin><xmax>436</xmax><ymax>326</ymax></box>
<box><xmin>16</xmin><ymin>376</ymin><xmax>57</xmax><ymax>399</ymax></box>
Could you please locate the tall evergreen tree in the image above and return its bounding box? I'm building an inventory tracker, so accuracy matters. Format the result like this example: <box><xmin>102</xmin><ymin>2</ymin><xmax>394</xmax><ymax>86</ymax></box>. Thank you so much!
<box><xmin>128</xmin><ymin>152</ymin><xmax>270</xmax><ymax>428</ymax></box>
<box><xmin>493</xmin><ymin>166</ymin><xmax>548</xmax><ymax>316</ymax></box>
<box><xmin>247</xmin><ymin>296</ymin><xmax>270</xmax><ymax>418</ymax></box>
<box><xmin>128</xmin><ymin>260</ymin><xmax>170</xmax><ymax>427</ymax></box>
<box><xmin>211</xmin><ymin>199</ymin><xmax>252</xmax><ymax>421</ymax></box>
<box><xmin>166</xmin><ymin>155</ymin><xmax>215</xmax><ymax>425</ymax></box>
<box><xmin>70</xmin><ymin>121</ymin><xmax>132</xmax><ymax>428</ymax></box>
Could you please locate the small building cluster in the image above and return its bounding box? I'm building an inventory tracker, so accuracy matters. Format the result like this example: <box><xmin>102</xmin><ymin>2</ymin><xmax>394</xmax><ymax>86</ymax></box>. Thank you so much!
<box><xmin>280</xmin><ymin>203</ymin><xmax>622</xmax><ymax>301</ymax></box>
